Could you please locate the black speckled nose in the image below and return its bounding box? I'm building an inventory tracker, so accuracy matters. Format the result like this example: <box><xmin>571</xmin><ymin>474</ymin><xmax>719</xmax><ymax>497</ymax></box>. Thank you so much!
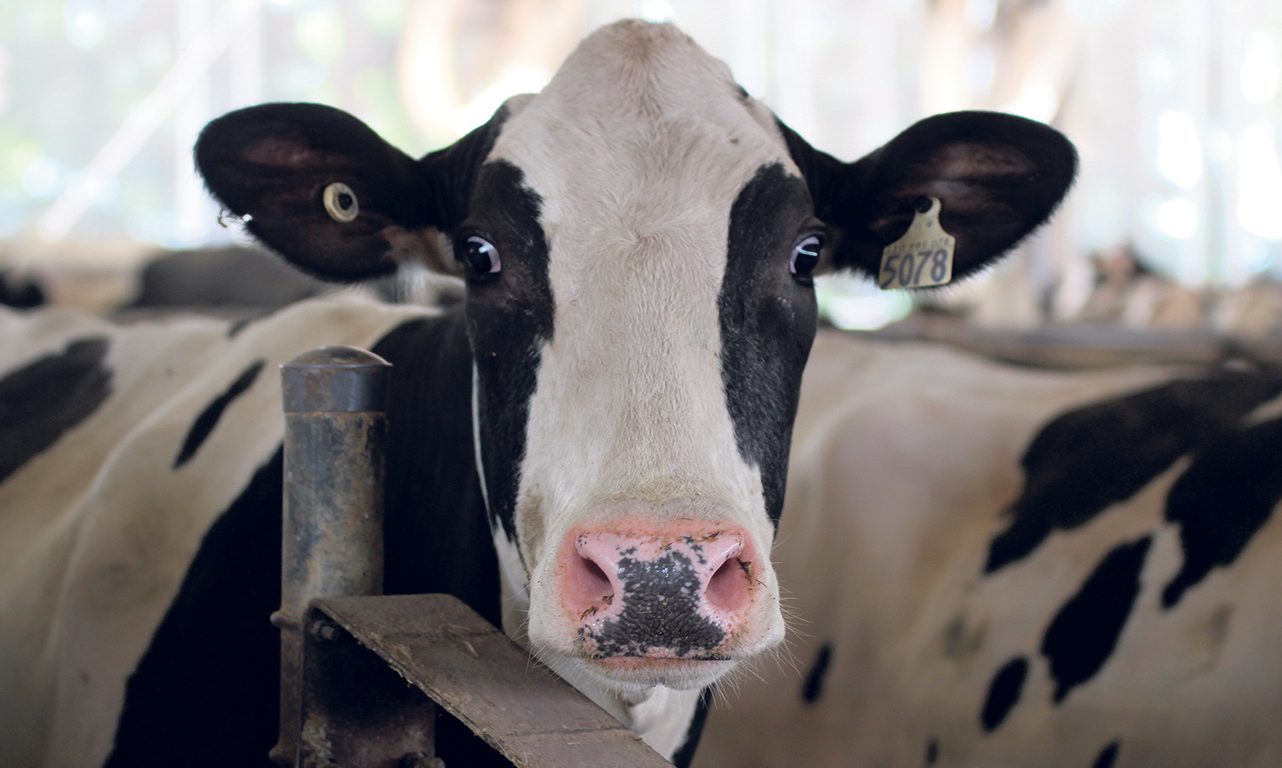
<box><xmin>561</xmin><ymin>528</ymin><xmax>756</xmax><ymax>658</ymax></box>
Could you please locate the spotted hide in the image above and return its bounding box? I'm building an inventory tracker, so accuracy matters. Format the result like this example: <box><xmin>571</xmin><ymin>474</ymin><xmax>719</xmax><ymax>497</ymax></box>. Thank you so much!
<box><xmin>695</xmin><ymin>331</ymin><xmax>1282</xmax><ymax>768</ymax></box>
<box><xmin>0</xmin><ymin>299</ymin><xmax>428</xmax><ymax>768</ymax></box>
<box><xmin>0</xmin><ymin>20</ymin><xmax>1077</xmax><ymax>767</ymax></box>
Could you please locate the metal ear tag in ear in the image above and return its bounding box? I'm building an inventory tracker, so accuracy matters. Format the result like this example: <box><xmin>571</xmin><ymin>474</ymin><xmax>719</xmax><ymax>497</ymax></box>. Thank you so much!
<box><xmin>322</xmin><ymin>182</ymin><xmax>360</xmax><ymax>223</ymax></box>
<box><xmin>878</xmin><ymin>196</ymin><xmax>955</xmax><ymax>290</ymax></box>
<box><xmin>217</xmin><ymin>208</ymin><xmax>253</xmax><ymax>228</ymax></box>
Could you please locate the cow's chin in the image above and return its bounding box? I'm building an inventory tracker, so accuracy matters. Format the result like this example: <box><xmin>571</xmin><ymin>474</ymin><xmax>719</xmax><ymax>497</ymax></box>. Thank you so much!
<box><xmin>563</xmin><ymin>654</ymin><xmax>738</xmax><ymax>694</ymax></box>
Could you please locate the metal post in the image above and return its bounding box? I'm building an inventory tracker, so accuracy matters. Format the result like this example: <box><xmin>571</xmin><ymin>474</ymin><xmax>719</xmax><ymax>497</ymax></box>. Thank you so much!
<box><xmin>271</xmin><ymin>346</ymin><xmax>391</xmax><ymax>766</ymax></box>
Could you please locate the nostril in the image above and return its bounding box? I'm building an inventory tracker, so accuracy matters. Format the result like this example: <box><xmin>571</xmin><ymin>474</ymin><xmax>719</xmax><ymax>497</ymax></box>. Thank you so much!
<box><xmin>580</xmin><ymin>555</ymin><xmax>612</xmax><ymax>597</ymax></box>
<box><xmin>705</xmin><ymin>556</ymin><xmax>751</xmax><ymax>614</ymax></box>
<box><xmin>563</xmin><ymin>543</ymin><xmax>616</xmax><ymax>622</ymax></box>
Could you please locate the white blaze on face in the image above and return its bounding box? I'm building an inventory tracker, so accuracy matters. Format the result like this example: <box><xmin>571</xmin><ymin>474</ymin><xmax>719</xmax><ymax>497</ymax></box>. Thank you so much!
<box><xmin>483</xmin><ymin>22</ymin><xmax>795</xmax><ymax>667</ymax></box>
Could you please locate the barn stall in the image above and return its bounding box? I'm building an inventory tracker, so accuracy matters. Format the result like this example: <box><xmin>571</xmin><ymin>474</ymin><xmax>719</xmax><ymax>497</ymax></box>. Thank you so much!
<box><xmin>2</xmin><ymin>2</ymin><xmax>1281</xmax><ymax>767</ymax></box>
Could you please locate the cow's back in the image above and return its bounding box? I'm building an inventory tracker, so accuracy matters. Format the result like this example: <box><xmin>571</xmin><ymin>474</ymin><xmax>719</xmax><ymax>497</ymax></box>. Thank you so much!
<box><xmin>0</xmin><ymin>298</ymin><xmax>429</xmax><ymax>768</ymax></box>
<box><xmin>697</xmin><ymin>331</ymin><xmax>1282</xmax><ymax>767</ymax></box>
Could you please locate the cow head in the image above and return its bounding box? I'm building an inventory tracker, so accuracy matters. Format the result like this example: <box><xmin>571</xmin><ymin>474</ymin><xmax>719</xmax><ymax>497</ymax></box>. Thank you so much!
<box><xmin>195</xmin><ymin>21</ymin><xmax>1074</xmax><ymax>699</ymax></box>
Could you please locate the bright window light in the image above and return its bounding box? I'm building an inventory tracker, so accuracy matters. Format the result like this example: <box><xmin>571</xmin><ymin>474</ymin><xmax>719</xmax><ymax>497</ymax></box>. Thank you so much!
<box><xmin>1241</xmin><ymin>32</ymin><xmax>1281</xmax><ymax>105</ymax></box>
<box><xmin>640</xmin><ymin>1</ymin><xmax>675</xmax><ymax>22</ymax></box>
<box><xmin>1237</xmin><ymin>122</ymin><xmax>1282</xmax><ymax>240</ymax></box>
<box><xmin>1155</xmin><ymin>110</ymin><xmax>1203</xmax><ymax>190</ymax></box>
<box><xmin>1148</xmin><ymin>195</ymin><xmax>1199</xmax><ymax>241</ymax></box>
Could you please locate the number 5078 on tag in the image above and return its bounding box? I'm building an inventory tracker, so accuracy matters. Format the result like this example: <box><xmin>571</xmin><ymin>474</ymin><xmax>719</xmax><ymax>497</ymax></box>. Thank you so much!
<box><xmin>878</xmin><ymin>197</ymin><xmax>955</xmax><ymax>290</ymax></box>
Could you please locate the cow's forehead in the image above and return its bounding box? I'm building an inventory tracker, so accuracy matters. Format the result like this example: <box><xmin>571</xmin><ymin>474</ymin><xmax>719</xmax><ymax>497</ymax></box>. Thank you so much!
<box><xmin>487</xmin><ymin>21</ymin><xmax>795</xmax><ymax>212</ymax></box>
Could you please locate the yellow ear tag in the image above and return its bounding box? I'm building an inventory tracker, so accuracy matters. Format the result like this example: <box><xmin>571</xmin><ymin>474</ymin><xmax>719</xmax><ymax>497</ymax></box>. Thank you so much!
<box><xmin>877</xmin><ymin>197</ymin><xmax>955</xmax><ymax>290</ymax></box>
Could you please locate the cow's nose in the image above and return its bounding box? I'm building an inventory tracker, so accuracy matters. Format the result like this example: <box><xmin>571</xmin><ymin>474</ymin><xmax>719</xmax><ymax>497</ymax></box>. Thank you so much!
<box><xmin>559</xmin><ymin>526</ymin><xmax>757</xmax><ymax>658</ymax></box>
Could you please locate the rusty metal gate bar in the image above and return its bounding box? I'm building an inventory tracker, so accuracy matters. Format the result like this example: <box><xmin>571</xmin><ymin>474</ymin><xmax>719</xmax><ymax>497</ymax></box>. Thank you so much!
<box><xmin>302</xmin><ymin>594</ymin><xmax>670</xmax><ymax>768</ymax></box>
<box><xmin>272</xmin><ymin>346</ymin><xmax>392</xmax><ymax>766</ymax></box>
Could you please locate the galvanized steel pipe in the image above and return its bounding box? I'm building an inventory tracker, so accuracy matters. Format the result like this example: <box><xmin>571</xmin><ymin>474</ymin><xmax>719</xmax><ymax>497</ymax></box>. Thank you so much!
<box><xmin>271</xmin><ymin>346</ymin><xmax>391</xmax><ymax>766</ymax></box>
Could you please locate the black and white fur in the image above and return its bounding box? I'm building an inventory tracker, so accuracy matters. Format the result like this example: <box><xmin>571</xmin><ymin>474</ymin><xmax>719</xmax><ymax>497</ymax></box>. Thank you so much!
<box><xmin>1</xmin><ymin>20</ymin><xmax>1076</xmax><ymax>767</ymax></box>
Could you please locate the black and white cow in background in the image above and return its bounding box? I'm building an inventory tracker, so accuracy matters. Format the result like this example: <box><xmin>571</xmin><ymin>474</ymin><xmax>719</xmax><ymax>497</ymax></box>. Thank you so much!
<box><xmin>0</xmin><ymin>21</ymin><xmax>1075</xmax><ymax>767</ymax></box>
<box><xmin>696</xmin><ymin>332</ymin><xmax>1282</xmax><ymax>767</ymax></box>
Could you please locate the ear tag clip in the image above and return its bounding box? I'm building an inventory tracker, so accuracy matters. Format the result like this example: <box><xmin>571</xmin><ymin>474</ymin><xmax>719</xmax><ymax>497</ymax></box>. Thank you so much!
<box><xmin>878</xmin><ymin>197</ymin><xmax>955</xmax><ymax>290</ymax></box>
<box><xmin>217</xmin><ymin>208</ymin><xmax>253</xmax><ymax>228</ymax></box>
<box><xmin>323</xmin><ymin>182</ymin><xmax>360</xmax><ymax>223</ymax></box>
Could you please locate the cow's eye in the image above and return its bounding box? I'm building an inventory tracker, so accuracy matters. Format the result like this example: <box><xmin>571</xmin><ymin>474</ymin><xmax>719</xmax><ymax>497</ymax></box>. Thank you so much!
<box><xmin>790</xmin><ymin>235</ymin><xmax>823</xmax><ymax>276</ymax></box>
<box><xmin>461</xmin><ymin>236</ymin><xmax>501</xmax><ymax>274</ymax></box>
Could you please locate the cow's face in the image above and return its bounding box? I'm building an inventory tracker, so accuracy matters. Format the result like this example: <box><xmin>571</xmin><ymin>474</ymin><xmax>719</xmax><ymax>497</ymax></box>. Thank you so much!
<box><xmin>462</xmin><ymin>25</ymin><xmax>822</xmax><ymax>694</ymax></box>
<box><xmin>195</xmin><ymin>21</ymin><xmax>1075</xmax><ymax>696</ymax></box>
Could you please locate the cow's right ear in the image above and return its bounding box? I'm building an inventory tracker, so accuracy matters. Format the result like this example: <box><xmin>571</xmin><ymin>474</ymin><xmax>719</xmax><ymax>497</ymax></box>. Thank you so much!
<box><xmin>780</xmin><ymin>111</ymin><xmax>1077</xmax><ymax>285</ymax></box>
<box><xmin>195</xmin><ymin>102</ymin><xmax>502</xmax><ymax>281</ymax></box>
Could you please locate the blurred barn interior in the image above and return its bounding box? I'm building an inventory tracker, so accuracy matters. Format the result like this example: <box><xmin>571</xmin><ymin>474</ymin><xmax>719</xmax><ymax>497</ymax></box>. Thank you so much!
<box><xmin>4</xmin><ymin>0</ymin><xmax>1281</xmax><ymax>363</ymax></box>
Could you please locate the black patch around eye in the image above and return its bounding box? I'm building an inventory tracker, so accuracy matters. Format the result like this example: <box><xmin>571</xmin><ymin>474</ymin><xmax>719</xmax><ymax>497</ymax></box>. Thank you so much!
<box><xmin>985</xmin><ymin>373</ymin><xmax>1282</xmax><ymax>575</ymax></box>
<box><xmin>719</xmin><ymin>163</ymin><xmax>818</xmax><ymax>526</ymax></box>
<box><xmin>464</xmin><ymin>161</ymin><xmax>553</xmax><ymax>543</ymax></box>
<box><xmin>1092</xmin><ymin>740</ymin><xmax>1121</xmax><ymax>768</ymax></box>
<box><xmin>802</xmin><ymin>643</ymin><xmax>833</xmax><ymax>704</ymax></box>
<box><xmin>0</xmin><ymin>336</ymin><xmax>112</xmax><ymax>483</ymax></box>
<box><xmin>1041</xmin><ymin>536</ymin><xmax>1152</xmax><ymax>704</ymax></box>
<box><xmin>980</xmin><ymin>656</ymin><xmax>1028</xmax><ymax>732</ymax></box>
<box><xmin>1162</xmin><ymin>416</ymin><xmax>1282</xmax><ymax>609</ymax></box>
<box><xmin>173</xmin><ymin>360</ymin><xmax>266</xmax><ymax>469</ymax></box>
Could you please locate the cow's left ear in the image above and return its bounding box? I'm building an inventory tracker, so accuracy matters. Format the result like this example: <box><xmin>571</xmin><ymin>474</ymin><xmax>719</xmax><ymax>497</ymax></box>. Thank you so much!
<box><xmin>780</xmin><ymin>111</ymin><xmax>1077</xmax><ymax>283</ymax></box>
<box><xmin>195</xmin><ymin>102</ymin><xmax>507</xmax><ymax>281</ymax></box>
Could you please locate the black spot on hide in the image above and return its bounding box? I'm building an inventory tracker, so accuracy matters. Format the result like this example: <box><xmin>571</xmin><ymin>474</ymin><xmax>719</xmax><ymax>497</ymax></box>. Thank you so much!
<box><xmin>0</xmin><ymin>268</ymin><xmax>46</xmax><ymax>308</ymax></box>
<box><xmin>226</xmin><ymin>316</ymin><xmax>254</xmax><ymax>338</ymax></box>
<box><xmin>0</xmin><ymin>336</ymin><xmax>111</xmax><ymax>483</ymax></box>
<box><xmin>802</xmin><ymin>643</ymin><xmax>833</xmax><ymax>704</ymax></box>
<box><xmin>925</xmin><ymin>738</ymin><xmax>940</xmax><ymax>765</ymax></box>
<box><xmin>986</xmin><ymin>374</ymin><xmax>1282</xmax><ymax>574</ymax></box>
<box><xmin>671</xmin><ymin>686</ymin><xmax>714</xmax><ymax>768</ymax></box>
<box><xmin>226</xmin><ymin>311</ymin><xmax>273</xmax><ymax>338</ymax></box>
<box><xmin>980</xmin><ymin>656</ymin><xmax>1028</xmax><ymax>732</ymax></box>
<box><xmin>1162</xmin><ymin>416</ymin><xmax>1282</xmax><ymax>608</ymax></box>
<box><xmin>173</xmin><ymin>359</ymin><xmax>265</xmax><ymax>468</ymax></box>
<box><xmin>107</xmin><ymin>452</ymin><xmax>283</xmax><ymax>767</ymax></box>
<box><xmin>1092</xmin><ymin>740</ymin><xmax>1121</xmax><ymax>768</ymax></box>
<box><xmin>1041</xmin><ymin>536</ymin><xmax>1152</xmax><ymax>703</ymax></box>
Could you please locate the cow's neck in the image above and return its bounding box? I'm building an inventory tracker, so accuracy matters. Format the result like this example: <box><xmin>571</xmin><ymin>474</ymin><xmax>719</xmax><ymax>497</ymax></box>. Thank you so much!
<box><xmin>372</xmin><ymin>310</ymin><xmax>501</xmax><ymax>624</ymax></box>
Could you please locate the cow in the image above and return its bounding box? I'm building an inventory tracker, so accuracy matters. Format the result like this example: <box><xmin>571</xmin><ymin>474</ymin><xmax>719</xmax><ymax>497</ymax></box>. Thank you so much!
<box><xmin>695</xmin><ymin>330</ymin><xmax>1282</xmax><ymax>767</ymax></box>
<box><xmin>0</xmin><ymin>20</ymin><xmax>1076</xmax><ymax>767</ymax></box>
<box><xmin>124</xmin><ymin>245</ymin><xmax>331</xmax><ymax>312</ymax></box>
<box><xmin>0</xmin><ymin>268</ymin><xmax>47</xmax><ymax>309</ymax></box>
<box><xmin>0</xmin><ymin>245</ymin><xmax>330</xmax><ymax>318</ymax></box>
<box><xmin>1071</xmin><ymin>244</ymin><xmax>1206</xmax><ymax>330</ymax></box>
<box><xmin>1058</xmin><ymin>244</ymin><xmax>1282</xmax><ymax>339</ymax></box>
